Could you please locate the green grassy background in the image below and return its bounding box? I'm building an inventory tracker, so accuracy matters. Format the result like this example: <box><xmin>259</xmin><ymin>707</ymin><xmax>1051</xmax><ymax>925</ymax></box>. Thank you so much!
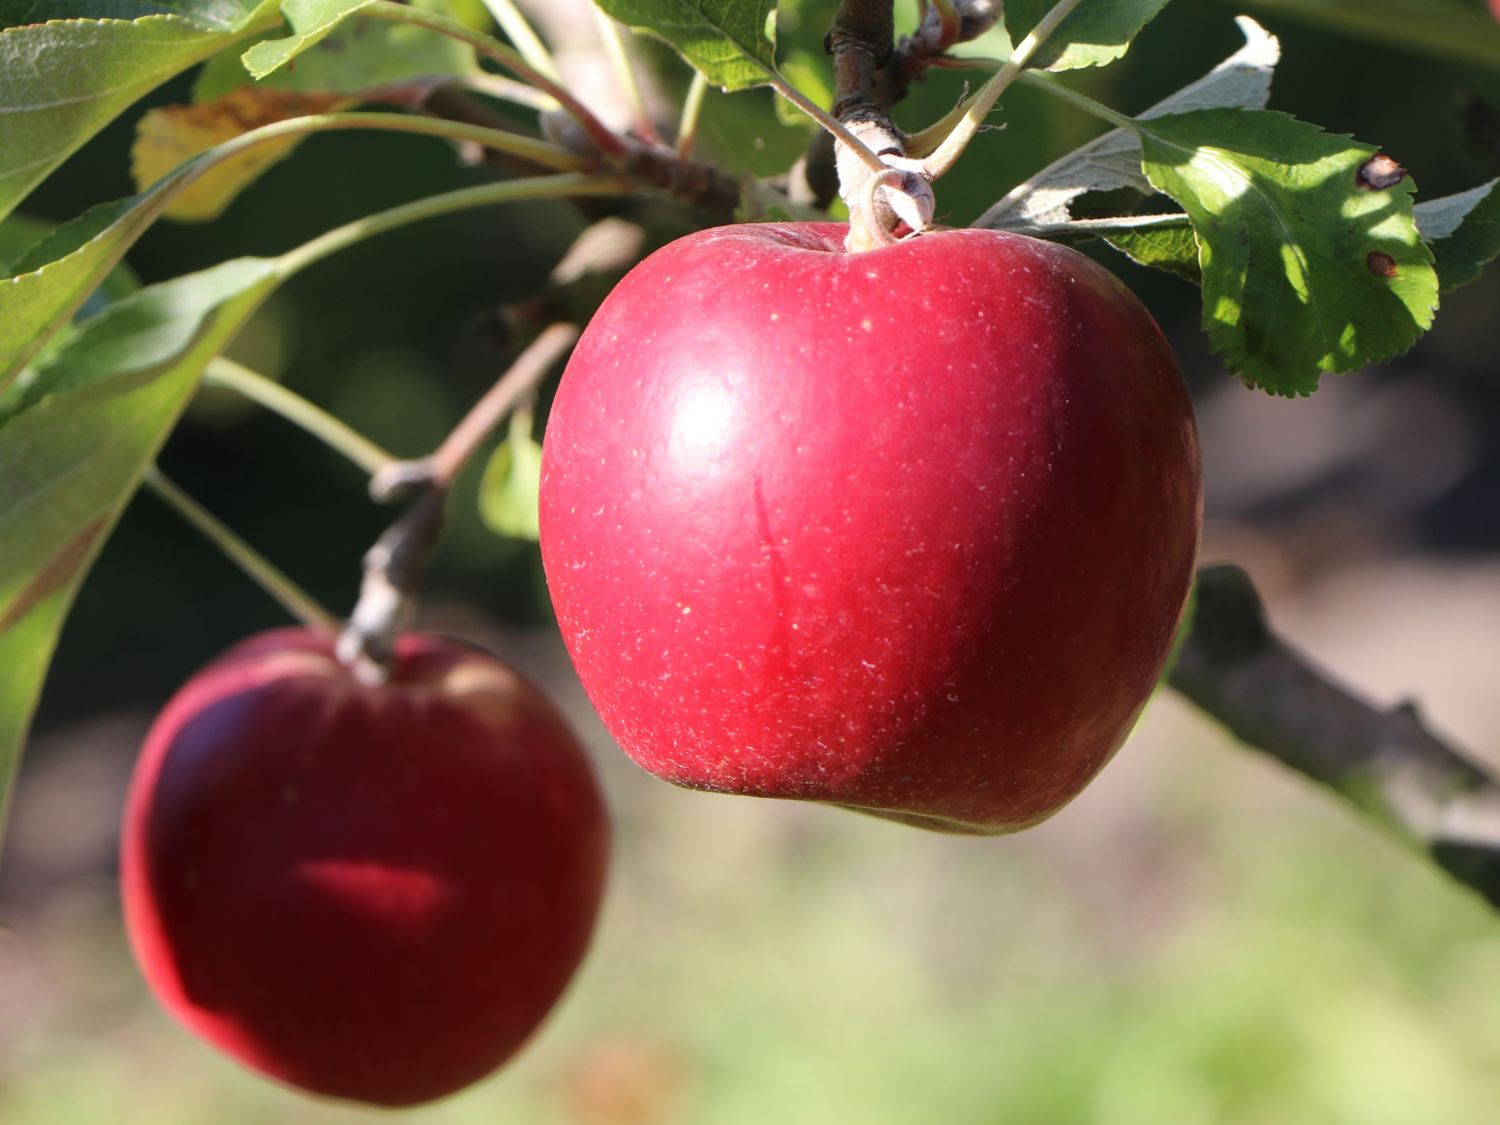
<box><xmin>5</xmin><ymin>590</ymin><xmax>1500</xmax><ymax>1124</ymax></box>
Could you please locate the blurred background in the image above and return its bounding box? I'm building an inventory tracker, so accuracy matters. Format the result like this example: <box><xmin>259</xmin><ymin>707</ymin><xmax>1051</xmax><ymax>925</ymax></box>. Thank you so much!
<box><xmin>4</xmin><ymin>1</ymin><xmax>1500</xmax><ymax>1122</ymax></box>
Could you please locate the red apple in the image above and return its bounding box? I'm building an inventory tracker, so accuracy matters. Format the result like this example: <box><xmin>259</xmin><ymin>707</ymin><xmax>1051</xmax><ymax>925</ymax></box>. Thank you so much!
<box><xmin>121</xmin><ymin>629</ymin><xmax>609</xmax><ymax>1107</ymax></box>
<box><xmin>539</xmin><ymin>223</ymin><xmax>1200</xmax><ymax>834</ymax></box>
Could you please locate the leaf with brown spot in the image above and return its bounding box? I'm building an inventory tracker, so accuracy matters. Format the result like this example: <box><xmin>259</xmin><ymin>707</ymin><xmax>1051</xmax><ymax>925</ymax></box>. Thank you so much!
<box><xmin>1136</xmin><ymin>109</ymin><xmax>1438</xmax><ymax>395</ymax></box>
<box><xmin>132</xmin><ymin>88</ymin><xmax>351</xmax><ymax>221</ymax></box>
<box><xmin>1357</xmin><ymin>154</ymin><xmax>1407</xmax><ymax>191</ymax></box>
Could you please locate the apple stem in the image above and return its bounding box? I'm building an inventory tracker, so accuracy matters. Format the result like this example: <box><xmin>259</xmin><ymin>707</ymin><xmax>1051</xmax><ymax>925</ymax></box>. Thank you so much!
<box><xmin>676</xmin><ymin>71</ymin><xmax>709</xmax><ymax>157</ymax></box>
<box><xmin>362</xmin><ymin>1</ymin><xmax>630</xmax><ymax>162</ymax></box>
<box><xmin>771</xmin><ymin>77</ymin><xmax>889</xmax><ymax>175</ymax></box>
<box><xmin>920</xmin><ymin>0</ymin><xmax>1084</xmax><ymax>179</ymax></box>
<box><xmin>143</xmin><ymin>466</ymin><xmax>341</xmax><ymax>636</ymax></box>
<box><xmin>592</xmin><ymin>6</ymin><xmax>664</xmax><ymax>145</ymax></box>
<box><xmin>336</xmin><ymin>325</ymin><xmax>580</xmax><ymax>683</ymax></box>
<box><xmin>276</xmin><ymin>174</ymin><xmax>630</xmax><ymax>279</ymax></box>
<box><xmin>479</xmin><ymin>0</ymin><xmax>565</xmax><ymax>86</ymax></box>
<box><xmin>823</xmin><ymin>0</ymin><xmax>939</xmax><ymax>249</ymax></box>
<box><xmin>203</xmin><ymin>357</ymin><xmax>397</xmax><ymax>478</ymax></box>
<box><xmin>339</xmin><ymin>489</ymin><xmax>447</xmax><ymax>685</ymax></box>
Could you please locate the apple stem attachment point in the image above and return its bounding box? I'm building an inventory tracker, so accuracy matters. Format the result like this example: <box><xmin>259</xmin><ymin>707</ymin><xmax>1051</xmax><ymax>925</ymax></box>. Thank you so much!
<box><xmin>846</xmin><ymin>163</ymin><xmax>935</xmax><ymax>251</ymax></box>
<box><xmin>339</xmin><ymin>484</ymin><xmax>447</xmax><ymax>686</ymax></box>
<box><xmin>824</xmin><ymin>0</ymin><xmax>936</xmax><ymax>250</ymax></box>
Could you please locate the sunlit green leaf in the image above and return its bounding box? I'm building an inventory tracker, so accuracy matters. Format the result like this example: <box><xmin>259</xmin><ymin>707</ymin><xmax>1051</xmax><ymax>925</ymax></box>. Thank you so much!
<box><xmin>242</xmin><ymin>0</ymin><xmax>383</xmax><ymax>78</ymax></box>
<box><xmin>1137</xmin><ymin>109</ymin><xmax>1438</xmax><ymax>395</ymax></box>
<box><xmin>2</xmin><ymin>195</ymin><xmax>171</xmax><ymax>392</ymax></box>
<box><xmin>1004</xmin><ymin>0</ymin><xmax>1170</xmax><ymax>72</ymax></box>
<box><xmin>0</xmin><ymin>1</ymin><xmax>266</xmax><ymax>30</ymax></box>
<box><xmin>196</xmin><ymin>0</ymin><xmax>474</xmax><ymax>99</ymax></box>
<box><xmin>979</xmin><ymin>17</ymin><xmax>1279</xmax><ymax>229</ymax></box>
<box><xmin>1097</xmin><ymin>215</ymin><xmax>1201</xmax><ymax>283</ymax></box>
<box><xmin>593</xmin><ymin>0</ymin><xmax>779</xmax><ymax>91</ymax></box>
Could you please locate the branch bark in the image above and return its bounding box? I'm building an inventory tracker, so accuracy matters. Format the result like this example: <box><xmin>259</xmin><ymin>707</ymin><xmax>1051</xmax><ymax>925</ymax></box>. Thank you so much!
<box><xmin>422</xmin><ymin>87</ymin><xmax>746</xmax><ymax>224</ymax></box>
<box><xmin>1171</xmin><ymin>566</ymin><xmax>1500</xmax><ymax>910</ymax></box>
<box><xmin>825</xmin><ymin>0</ymin><xmax>917</xmax><ymax>242</ymax></box>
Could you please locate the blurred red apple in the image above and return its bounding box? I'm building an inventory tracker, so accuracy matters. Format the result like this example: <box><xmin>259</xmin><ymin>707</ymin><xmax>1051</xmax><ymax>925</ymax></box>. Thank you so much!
<box><xmin>121</xmin><ymin>629</ymin><xmax>609</xmax><ymax>1107</ymax></box>
<box><xmin>539</xmin><ymin>222</ymin><xmax>1200</xmax><ymax>833</ymax></box>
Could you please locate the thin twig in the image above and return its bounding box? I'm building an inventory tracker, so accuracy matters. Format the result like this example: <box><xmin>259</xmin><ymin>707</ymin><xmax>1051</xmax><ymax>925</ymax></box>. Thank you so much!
<box><xmin>338</xmin><ymin>325</ymin><xmax>581</xmax><ymax>683</ymax></box>
<box><xmin>772</xmin><ymin>76</ymin><xmax>888</xmax><ymax>173</ymax></box>
<box><xmin>593</xmin><ymin>6</ymin><xmax>662</xmax><ymax>143</ymax></box>
<box><xmin>456</xmin><ymin>72</ymin><xmax>562</xmax><ymax>113</ymax></box>
<box><xmin>143</xmin><ymin>466</ymin><xmax>340</xmax><ymax>635</ymax></box>
<box><xmin>277</xmin><ymin>174</ymin><xmax>629</xmax><ymax>277</ymax></box>
<box><xmin>362</xmin><ymin>0</ymin><xmax>630</xmax><ymax>160</ymax></box>
<box><xmin>480</xmin><ymin>0</ymin><xmax>564</xmax><ymax>84</ymax></box>
<box><xmin>676</xmin><ymin>71</ymin><xmax>709</xmax><ymax>157</ymax></box>
<box><xmin>203</xmin><ymin>358</ymin><xmax>396</xmax><ymax>477</ymax></box>
<box><xmin>427</xmin><ymin>323</ymin><xmax>580</xmax><ymax>488</ymax></box>
<box><xmin>921</xmin><ymin>0</ymin><xmax>1084</xmax><ymax>178</ymax></box>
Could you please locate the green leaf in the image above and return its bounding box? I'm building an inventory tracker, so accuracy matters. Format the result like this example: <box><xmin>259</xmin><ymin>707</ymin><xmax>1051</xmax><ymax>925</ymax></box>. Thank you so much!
<box><xmin>979</xmin><ymin>17</ymin><xmax>1279</xmax><ymax>229</ymax></box>
<box><xmin>1234</xmin><ymin>0</ymin><xmax>1500</xmax><ymax>73</ymax></box>
<box><xmin>0</xmin><ymin>580</ymin><xmax>71</xmax><ymax>851</ymax></box>
<box><xmin>165</xmin><ymin>1</ymin><xmax>476</xmax><ymax>220</ymax></box>
<box><xmin>592</xmin><ymin>0</ymin><xmax>779</xmax><ymax>91</ymax></box>
<box><xmin>3</xmin><ymin>256</ymin><xmax>280</xmax><ymax>417</ymax></box>
<box><xmin>1415</xmin><ymin>180</ymin><xmax>1500</xmax><ymax>293</ymax></box>
<box><xmin>0</xmin><ymin>210</ymin><xmax>140</xmax><ymax>383</ymax></box>
<box><xmin>1</xmin><ymin>142</ymin><xmax>252</xmax><ymax>392</ymax></box>
<box><xmin>0</xmin><ymin>256</ymin><xmax>281</xmax><ymax>861</ymax></box>
<box><xmin>241</xmin><ymin>0</ymin><xmax>383</xmax><ymax>78</ymax></box>
<box><xmin>0</xmin><ymin>2</ymin><xmax>279</xmax><ymax>223</ymax></box>
<box><xmin>0</xmin><ymin>1</ymin><xmax>266</xmax><ymax>31</ymax></box>
<box><xmin>1136</xmin><ymin>109</ymin><xmax>1438</xmax><ymax>395</ymax></box>
<box><xmin>196</xmin><ymin>0</ymin><xmax>474</xmax><ymax>100</ymax></box>
<box><xmin>1094</xmin><ymin>214</ymin><xmax>1201</xmax><ymax>283</ymax></box>
<box><xmin>0</xmin><ymin>213</ymin><xmax>51</xmax><ymax>272</ymax></box>
<box><xmin>2</xmin><ymin>195</ymin><xmax>169</xmax><ymax>392</ymax></box>
<box><xmin>479</xmin><ymin>406</ymin><xmax>543</xmax><ymax>539</ymax></box>
<box><xmin>3</xmin><ymin>107</ymin><xmax>373</xmax><ymax>391</ymax></box>
<box><xmin>1004</xmin><ymin>0</ymin><xmax>1171</xmax><ymax>72</ymax></box>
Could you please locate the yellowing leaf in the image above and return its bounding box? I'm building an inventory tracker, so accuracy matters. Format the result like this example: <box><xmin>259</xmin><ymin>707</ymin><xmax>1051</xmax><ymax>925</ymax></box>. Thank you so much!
<box><xmin>132</xmin><ymin>87</ymin><xmax>351</xmax><ymax>220</ymax></box>
<box><xmin>479</xmin><ymin>406</ymin><xmax>543</xmax><ymax>540</ymax></box>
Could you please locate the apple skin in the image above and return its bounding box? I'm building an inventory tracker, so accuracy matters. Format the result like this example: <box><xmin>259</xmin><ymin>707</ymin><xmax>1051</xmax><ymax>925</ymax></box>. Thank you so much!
<box><xmin>120</xmin><ymin>629</ymin><xmax>609</xmax><ymax>1107</ymax></box>
<box><xmin>539</xmin><ymin>223</ymin><xmax>1201</xmax><ymax>834</ymax></box>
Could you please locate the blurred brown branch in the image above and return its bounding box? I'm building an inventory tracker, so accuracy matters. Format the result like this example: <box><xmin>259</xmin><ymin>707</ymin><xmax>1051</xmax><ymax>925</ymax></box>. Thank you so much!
<box><xmin>1171</xmin><ymin>566</ymin><xmax>1500</xmax><ymax>911</ymax></box>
